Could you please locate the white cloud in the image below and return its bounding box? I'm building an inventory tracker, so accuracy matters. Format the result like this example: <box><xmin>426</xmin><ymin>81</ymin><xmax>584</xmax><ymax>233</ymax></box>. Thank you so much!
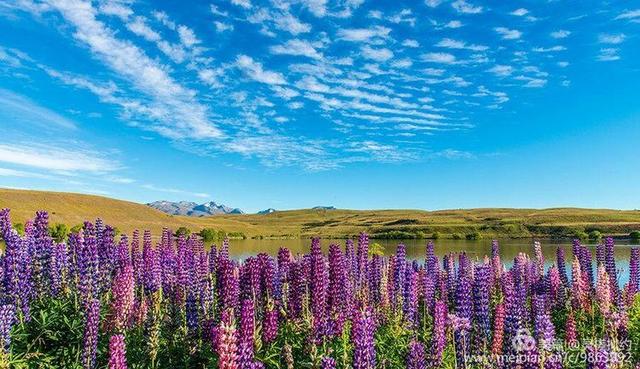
<box><xmin>361</xmin><ymin>45</ymin><xmax>394</xmax><ymax>62</ymax></box>
<box><xmin>236</xmin><ymin>55</ymin><xmax>287</xmax><ymax>85</ymax></box>
<box><xmin>557</xmin><ymin>61</ymin><xmax>569</xmax><ymax>68</ymax></box>
<box><xmin>231</xmin><ymin>0</ymin><xmax>251</xmax><ymax>9</ymax></box>
<box><xmin>126</xmin><ymin>17</ymin><xmax>161</xmax><ymax>42</ymax></box>
<box><xmin>295</xmin><ymin>76</ymin><xmax>330</xmax><ymax>92</ymax></box>
<box><xmin>532</xmin><ymin>46</ymin><xmax>566</xmax><ymax>52</ymax></box>
<box><xmin>214</xmin><ymin>21</ymin><xmax>234</xmax><ymax>32</ymax></box>
<box><xmin>511</xmin><ymin>8</ymin><xmax>528</xmax><ymax>16</ymax></box>
<box><xmin>421</xmin><ymin>52</ymin><xmax>456</xmax><ymax>64</ymax></box>
<box><xmin>45</xmin><ymin>0</ymin><xmax>223</xmax><ymax>139</ymax></box>
<box><xmin>425</xmin><ymin>0</ymin><xmax>442</xmax><ymax>7</ymax></box>
<box><xmin>436</xmin><ymin>38</ymin><xmax>488</xmax><ymax>51</ymax></box>
<box><xmin>337</xmin><ymin>26</ymin><xmax>391</xmax><ymax>42</ymax></box>
<box><xmin>597</xmin><ymin>48</ymin><xmax>620</xmax><ymax>61</ymax></box>
<box><xmin>302</xmin><ymin>0</ymin><xmax>328</xmax><ymax>17</ymax></box>
<box><xmin>451</xmin><ymin>0</ymin><xmax>483</xmax><ymax>14</ymax></box>
<box><xmin>392</xmin><ymin>58</ymin><xmax>413</xmax><ymax>68</ymax></box>
<box><xmin>141</xmin><ymin>183</ymin><xmax>210</xmax><ymax>198</ymax></box>
<box><xmin>274</xmin><ymin>13</ymin><xmax>311</xmax><ymax>35</ymax></box>
<box><xmin>487</xmin><ymin>65</ymin><xmax>513</xmax><ymax>76</ymax></box>
<box><xmin>270</xmin><ymin>39</ymin><xmax>323</xmax><ymax>59</ymax></box>
<box><xmin>402</xmin><ymin>39</ymin><xmax>419</xmax><ymax>47</ymax></box>
<box><xmin>0</xmin><ymin>89</ymin><xmax>77</xmax><ymax>130</ymax></box>
<box><xmin>598</xmin><ymin>33</ymin><xmax>625</xmax><ymax>44</ymax></box>
<box><xmin>272</xmin><ymin>86</ymin><xmax>300</xmax><ymax>99</ymax></box>
<box><xmin>494</xmin><ymin>27</ymin><xmax>522</xmax><ymax>40</ymax></box>
<box><xmin>515</xmin><ymin>75</ymin><xmax>547</xmax><ymax>88</ymax></box>
<box><xmin>177</xmin><ymin>25</ymin><xmax>200</xmax><ymax>47</ymax></box>
<box><xmin>615</xmin><ymin>9</ymin><xmax>640</xmax><ymax>21</ymax></box>
<box><xmin>550</xmin><ymin>30</ymin><xmax>571</xmax><ymax>39</ymax></box>
<box><xmin>445</xmin><ymin>20</ymin><xmax>463</xmax><ymax>28</ymax></box>
<box><xmin>0</xmin><ymin>167</ymin><xmax>53</xmax><ymax>179</ymax></box>
<box><xmin>0</xmin><ymin>143</ymin><xmax>119</xmax><ymax>172</ymax></box>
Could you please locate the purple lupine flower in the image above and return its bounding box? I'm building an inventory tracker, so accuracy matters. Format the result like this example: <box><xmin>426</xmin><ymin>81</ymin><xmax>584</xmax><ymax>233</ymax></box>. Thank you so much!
<box><xmin>472</xmin><ymin>264</ymin><xmax>491</xmax><ymax>353</ymax></box>
<box><xmin>287</xmin><ymin>260</ymin><xmax>305</xmax><ymax>319</ymax></box>
<box><xmin>368</xmin><ymin>254</ymin><xmax>383</xmax><ymax>306</ymax></box>
<box><xmin>391</xmin><ymin>244</ymin><xmax>406</xmax><ymax>313</ymax></box>
<box><xmin>604</xmin><ymin>237</ymin><xmax>619</xmax><ymax>302</ymax></box>
<box><xmin>82</xmin><ymin>299</ymin><xmax>101</xmax><ymax>369</ymax></box>
<box><xmin>404</xmin><ymin>266</ymin><xmax>418</xmax><ymax>326</ymax></box>
<box><xmin>258</xmin><ymin>253</ymin><xmax>276</xmax><ymax>301</ymax></box>
<box><xmin>50</xmin><ymin>242</ymin><xmax>69</xmax><ymax>297</ymax></box>
<box><xmin>352</xmin><ymin>304</ymin><xmax>376</xmax><ymax>369</ymax></box>
<box><xmin>533</xmin><ymin>295</ymin><xmax>555</xmax><ymax>349</ymax></box>
<box><xmin>0</xmin><ymin>304</ymin><xmax>15</xmax><ymax>352</ymax></box>
<box><xmin>356</xmin><ymin>233</ymin><xmax>369</xmax><ymax>292</ymax></box>
<box><xmin>556</xmin><ymin>248</ymin><xmax>569</xmax><ymax>288</ymax></box>
<box><xmin>431</xmin><ymin>300</ymin><xmax>447</xmax><ymax>367</ymax></box>
<box><xmin>406</xmin><ymin>339</ymin><xmax>426</xmax><ymax>369</ymax></box>
<box><xmin>586</xmin><ymin>346</ymin><xmax>608</xmax><ymax>369</ymax></box>
<box><xmin>186</xmin><ymin>292</ymin><xmax>199</xmax><ymax>334</ymax></box>
<box><xmin>218</xmin><ymin>258</ymin><xmax>240</xmax><ymax>313</ymax></box>
<box><xmin>262</xmin><ymin>305</ymin><xmax>278</xmax><ymax>343</ymax></box>
<box><xmin>77</xmin><ymin>231</ymin><xmax>100</xmax><ymax>307</ymax></box>
<box><xmin>328</xmin><ymin>244</ymin><xmax>349</xmax><ymax>335</ymax></box>
<box><xmin>444</xmin><ymin>254</ymin><xmax>456</xmax><ymax>305</ymax></box>
<box><xmin>345</xmin><ymin>238</ymin><xmax>356</xmax><ymax>284</ymax></box>
<box><xmin>238</xmin><ymin>299</ymin><xmax>255</xmax><ymax>369</ymax></box>
<box><xmin>108</xmin><ymin>334</ymin><xmax>128</xmax><ymax>369</ymax></box>
<box><xmin>240</xmin><ymin>257</ymin><xmax>261</xmax><ymax>304</ymax></box>
<box><xmin>422</xmin><ymin>268</ymin><xmax>436</xmax><ymax>315</ymax></box>
<box><xmin>30</xmin><ymin>211</ymin><xmax>53</xmax><ymax>297</ymax></box>
<box><xmin>130</xmin><ymin>230</ymin><xmax>142</xmax><ymax>287</ymax></box>
<box><xmin>159</xmin><ymin>235</ymin><xmax>177</xmax><ymax>301</ymax></box>
<box><xmin>630</xmin><ymin>248</ymin><xmax>639</xmax><ymax>299</ymax></box>
<box><xmin>321</xmin><ymin>356</ymin><xmax>337</xmax><ymax>369</ymax></box>
<box><xmin>3</xmin><ymin>225</ymin><xmax>32</xmax><ymax>318</ymax></box>
<box><xmin>98</xmin><ymin>224</ymin><xmax>117</xmax><ymax>294</ymax></box>
<box><xmin>310</xmin><ymin>238</ymin><xmax>328</xmax><ymax>338</ymax></box>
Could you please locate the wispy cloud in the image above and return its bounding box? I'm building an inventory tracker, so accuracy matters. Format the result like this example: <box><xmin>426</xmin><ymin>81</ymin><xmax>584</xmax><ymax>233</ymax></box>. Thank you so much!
<box><xmin>337</xmin><ymin>26</ymin><xmax>391</xmax><ymax>43</ymax></box>
<box><xmin>270</xmin><ymin>39</ymin><xmax>322</xmax><ymax>59</ymax></box>
<box><xmin>0</xmin><ymin>88</ymin><xmax>77</xmax><ymax>130</ymax></box>
<box><xmin>141</xmin><ymin>183</ymin><xmax>210</xmax><ymax>198</ymax></box>
<box><xmin>435</xmin><ymin>38</ymin><xmax>488</xmax><ymax>51</ymax></box>
<box><xmin>550</xmin><ymin>30</ymin><xmax>571</xmax><ymax>39</ymax></box>
<box><xmin>236</xmin><ymin>55</ymin><xmax>287</xmax><ymax>85</ymax></box>
<box><xmin>597</xmin><ymin>48</ymin><xmax>620</xmax><ymax>61</ymax></box>
<box><xmin>0</xmin><ymin>143</ymin><xmax>119</xmax><ymax>173</ymax></box>
<box><xmin>598</xmin><ymin>33</ymin><xmax>626</xmax><ymax>44</ymax></box>
<box><xmin>615</xmin><ymin>9</ymin><xmax>640</xmax><ymax>21</ymax></box>
<box><xmin>421</xmin><ymin>52</ymin><xmax>457</xmax><ymax>64</ymax></box>
<box><xmin>361</xmin><ymin>45</ymin><xmax>394</xmax><ymax>62</ymax></box>
<box><xmin>487</xmin><ymin>65</ymin><xmax>513</xmax><ymax>76</ymax></box>
<box><xmin>494</xmin><ymin>27</ymin><xmax>522</xmax><ymax>40</ymax></box>
<box><xmin>451</xmin><ymin>0</ymin><xmax>483</xmax><ymax>14</ymax></box>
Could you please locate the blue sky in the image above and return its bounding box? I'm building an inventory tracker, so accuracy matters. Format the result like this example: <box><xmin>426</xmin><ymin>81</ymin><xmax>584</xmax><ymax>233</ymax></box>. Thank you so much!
<box><xmin>0</xmin><ymin>0</ymin><xmax>639</xmax><ymax>212</ymax></box>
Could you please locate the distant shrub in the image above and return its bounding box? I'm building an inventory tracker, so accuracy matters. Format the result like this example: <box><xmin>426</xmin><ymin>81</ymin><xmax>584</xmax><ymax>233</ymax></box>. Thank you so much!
<box><xmin>465</xmin><ymin>231</ymin><xmax>482</xmax><ymax>240</ymax></box>
<box><xmin>174</xmin><ymin>226</ymin><xmax>191</xmax><ymax>237</ymax></box>
<box><xmin>451</xmin><ymin>233</ymin><xmax>463</xmax><ymax>240</ymax></box>
<box><xmin>226</xmin><ymin>231</ymin><xmax>246</xmax><ymax>239</ymax></box>
<box><xmin>573</xmin><ymin>230</ymin><xmax>589</xmax><ymax>241</ymax></box>
<box><xmin>48</xmin><ymin>223</ymin><xmax>69</xmax><ymax>243</ymax></box>
<box><xmin>431</xmin><ymin>232</ymin><xmax>441</xmax><ymax>240</ymax></box>
<box><xmin>369</xmin><ymin>242</ymin><xmax>385</xmax><ymax>256</ymax></box>
<box><xmin>630</xmin><ymin>231</ymin><xmax>640</xmax><ymax>240</ymax></box>
<box><xmin>588</xmin><ymin>230</ymin><xmax>602</xmax><ymax>241</ymax></box>
<box><xmin>199</xmin><ymin>228</ymin><xmax>219</xmax><ymax>242</ymax></box>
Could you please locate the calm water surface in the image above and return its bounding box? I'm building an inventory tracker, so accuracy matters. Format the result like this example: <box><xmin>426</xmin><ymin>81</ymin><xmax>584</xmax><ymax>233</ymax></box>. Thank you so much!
<box><xmin>216</xmin><ymin>238</ymin><xmax>638</xmax><ymax>281</ymax></box>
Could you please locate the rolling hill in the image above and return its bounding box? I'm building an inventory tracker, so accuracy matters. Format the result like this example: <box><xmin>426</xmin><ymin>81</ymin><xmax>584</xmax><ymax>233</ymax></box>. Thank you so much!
<box><xmin>1</xmin><ymin>188</ymin><xmax>640</xmax><ymax>239</ymax></box>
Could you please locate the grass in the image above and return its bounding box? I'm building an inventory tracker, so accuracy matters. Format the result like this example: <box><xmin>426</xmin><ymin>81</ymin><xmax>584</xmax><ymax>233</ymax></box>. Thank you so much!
<box><xmin>1</xmin><ymin>188</ymin><xmax>640</xmax><ymax>239</ymax></box>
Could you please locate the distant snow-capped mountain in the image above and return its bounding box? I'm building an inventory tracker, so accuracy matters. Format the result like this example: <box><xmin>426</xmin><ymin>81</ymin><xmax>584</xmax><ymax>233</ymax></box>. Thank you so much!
<box><xmin>147</xmin><ymin>200</ymin><xmax>244</xmax><ymax>216</ymax></box>
<box><xmin>257</xmin><ymin>208</ymin><xmax>277</xmax><ymax>214</ymax></box>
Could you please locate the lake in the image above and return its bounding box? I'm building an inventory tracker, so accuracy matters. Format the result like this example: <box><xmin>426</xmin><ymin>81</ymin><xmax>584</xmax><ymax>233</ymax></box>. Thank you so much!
<box><xmin>217</xmin><ymin>237</ymin><xmax>638</xmax><ymax>282</ymax></box>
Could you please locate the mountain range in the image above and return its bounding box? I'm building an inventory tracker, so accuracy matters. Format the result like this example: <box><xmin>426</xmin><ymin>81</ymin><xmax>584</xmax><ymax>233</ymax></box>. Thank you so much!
<box><xmin>147</xmin><ymin>200</ymin><xmax>244</xmax><ymax>216</ymax></box>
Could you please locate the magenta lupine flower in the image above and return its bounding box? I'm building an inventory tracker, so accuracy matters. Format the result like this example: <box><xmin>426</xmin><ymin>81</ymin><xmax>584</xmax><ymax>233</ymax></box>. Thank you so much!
<box><xmin>491</xmin><ymin>302</ymin><xmax>505</xmax><ymax>356</ymax></box>
<box><xmin>431</xmin><ymin>300</ymin><xmax>447</xmax><ymax>367</ymax></box>
<box><xmin>0</xmin><ymin>304</ymin><xmax>15</xmax><ymax>351</ymax></box>
<box><xmin>310</xmin><ymin>238</ymin><xmax>328</xmax><ymax>338</ymax></box>
<box><xmin>262</xmin><ymin>305</ymin><xmax>278</xmax><ymax>343</ymax></box>
<box><xmin>238</xmin><ymin>299</ymin><xmax>255</xmax><ymax>369</ymax></box>
<box><xmin>110</xmin><ymin>264</ymin><xmax>134</xmax><ymax>332</ymax></box>
<box><xmin>565</xmin><ymin>311</ymin><xmax>577</xmax><ymax>345</ymax></box>
<box><xmin>472</xmin><ymin>264</ymin><xmax>491</xmax><ymax>352</ymax></box>
<box><xmin>108</xmin><ymin>334</ymin><xmax>128</xmax><ymax>369</ymax></box>
<box><xmin>596</xmin><ymin>265</ymin><xmax>612</xmax><ymax>316</ymax></box>
<box><xmin>82</xmin><ymin>299</ymin><xmax>101</xmax><ymax>369</ymax></box>
<box><xmin>546</xmin><ymin>267</ymin><xmax>564</xmax><ymax>307</ymax></box>
<box><xmin>406</xmin><ymin>339</ymin><xmax>426</xmax><ymax>369</ymax></box>
<box><xmin>571</xmin><ymin>257</ymin><xmax>589</xmax><ymax>312</ymax></box>
<box><xmin>321</xmin><ymin>356</ymin><xmax>337</xmax><ymax>369</ymax></box>
<box><xmin>352</xmin><ymin>304</ymin><xmax>376</xmax><ymax>369</ymax></box>
<box><xmin>217</xmin><ymin>309</ymin><xmax>239</xmax><ymax>369</ymax></box>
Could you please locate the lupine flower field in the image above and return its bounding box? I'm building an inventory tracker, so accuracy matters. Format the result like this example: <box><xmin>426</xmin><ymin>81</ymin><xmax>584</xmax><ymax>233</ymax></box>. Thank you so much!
<box><xmin>0</xmin><ymin>209</ymin><xmax>640</xmax><ymax>369</ymax></box>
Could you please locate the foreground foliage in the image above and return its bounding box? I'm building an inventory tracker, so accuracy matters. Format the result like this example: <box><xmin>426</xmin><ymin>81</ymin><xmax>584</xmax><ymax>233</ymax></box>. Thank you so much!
<box><xmin>0</xmin><ymin>208</ymin><xmax>639</xmax><ymax>369</ymax></box>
